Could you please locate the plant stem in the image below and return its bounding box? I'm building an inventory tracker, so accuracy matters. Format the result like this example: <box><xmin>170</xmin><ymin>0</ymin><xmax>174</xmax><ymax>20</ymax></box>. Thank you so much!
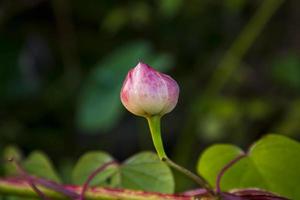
<box><xmin>80</xmin><ymin>161</ymin><xmax>118</xmax><ymax>200</ymax></box>
<box><xmin>0</xmin><ymin>179</ymin><xmax>194</xmax><ymax>200</ymax></box>
<box><xmin>146</xmin><ymin>116</ymin><xmax>167</xmax><ymax>160</ymax></box>
<box><xmin>146</xmin><ymin>116</ymin><xmax>213</xmax><ymax>194</ymax></box>
<box><xmin>215</xmin><ymin>154</ymin><xmax>246</xmax><ymax>193</ymax></box>
<box><xmin>164</xmin><ymin>158</ymin><xmax>212</xmax><ymax>192</ymax></box>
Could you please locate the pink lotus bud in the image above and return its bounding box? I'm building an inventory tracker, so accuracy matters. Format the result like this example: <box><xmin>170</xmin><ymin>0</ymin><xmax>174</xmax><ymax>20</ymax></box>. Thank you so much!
<box><xmin>120</xmin><ymin>62</ymin><xmax>179</xmax><ymax>117</ymax></box>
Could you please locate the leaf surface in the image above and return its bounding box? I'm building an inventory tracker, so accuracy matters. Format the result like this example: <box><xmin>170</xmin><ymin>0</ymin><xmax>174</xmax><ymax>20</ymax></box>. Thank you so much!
<box><xmin>72</xmin><ymin>151</ymin><xmax>118</xmax><ymax>186</ymax></box>
<box><xmin>23</xmin><ymin>151</ymin><xmax>61</xmax><ymax>182</ymax></box>
<box><xmin>197</xmin><ymin>134</ymin><xmax>300</xmax><ymax>199</ymax></box>
<box><xmin>120</xmin><ymin>152</ymin><xmax>174</xmax><ymax>193</ymax></box>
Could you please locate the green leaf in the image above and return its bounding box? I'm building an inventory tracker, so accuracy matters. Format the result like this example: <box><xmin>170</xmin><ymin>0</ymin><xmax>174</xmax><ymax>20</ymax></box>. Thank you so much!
<box><xmin>23</xmin><ymin>151</ymin><xmax>61</xmax><ymax>183</ymax></box>
<box><xmin>197</xmin><ymin>134</ymin><xmax>300</xmax><ymax>199</ymax></box>
<box><xmin>249</xmin><ymin>134</ymin><xmax>300</xmax><ymax>198</ymax></box>
<box><xmin>77</xmin><ymin>40</ymin><xmax>173</xmax><ymax>133</ymax></box>
<box><xmin>119</xmin><ymin>152</ymin><xmax>174</xmax><ymax>193</ymax></box>
<box><xmin>72</xmin><ymin>151</ymin><xmax>118</xmax><ymax>186</ymax></box>
<box><xmin>2</xmin><ymin>146</ymin><xmax>23</xmax><ymax>176</ymax></box>
<box><xmin>197</xmin><ymin>144</ymin><xmax>243</xmax><ymax>188</ymax></box>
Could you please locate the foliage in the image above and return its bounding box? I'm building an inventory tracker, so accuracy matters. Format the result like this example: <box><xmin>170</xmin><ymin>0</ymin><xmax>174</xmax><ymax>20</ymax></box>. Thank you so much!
<box><xmin>0</xmin><ymin>0</ymin><xmax>299</xmax><ymax>198</ymax></box>
<box><xmin>72</xmin><ymin>151</ymin><xmax>175</xmax><ymax>193</ymax></box>
<box><xmin>1</xmin><ymin>149</ymin><xmax>174</xmax><ymax>195</ymax></box>
<box><xmin>23</xmin><ymin>151</ymin><xmax>62</xmax><ymax>183</ymax></box>
<box><xmin>72</xmin><ymin>151</ymin><xmax>117</xmax><ymax>186</ymax></box>
<box><xmin>1</xmin><ymin>134</ymin><xmax>299</xmax><ymax>199</ymax></box>
<box><xmin>119</xmin><ymin>152</ymin><xmax>174</xmax><ymax>193</ymax></box>
<box><xmin>197</xmin><ymin>134</ymin><xmax>300</xmax><ymax>199</ymax></box>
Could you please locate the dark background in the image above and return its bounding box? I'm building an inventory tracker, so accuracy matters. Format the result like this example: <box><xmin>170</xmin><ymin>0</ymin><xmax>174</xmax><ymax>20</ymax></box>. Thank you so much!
<box><xmin>0</xmin><ymin>0</ymin><xmax>299</xmax><ymax>191</ymax></box>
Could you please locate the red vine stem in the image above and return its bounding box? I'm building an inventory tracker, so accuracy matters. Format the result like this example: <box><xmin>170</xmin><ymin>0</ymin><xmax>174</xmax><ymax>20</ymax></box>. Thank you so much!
<box><xmin>8</xmin><ymin>158</ymin><xmax>53</xmax><ymax>200</ymax></box>
<box><xmin>0</xmin><ymin>178</ymin><xmax>195</xmax><ymax>200</ymax></box>
<box><xmin>215</xmin><ymin>153</ymin><xmax>247</xmax><ymax>193</ymax></box>
<box><xmin>28</xmin><ymin>180</ymin><xmax>52</xmax><ymax>200</ymax></box>
<box><xmin>80</xmin><ymin>161</ymin><xmax>118</xmax><ymax>200</ymax></box>
<box><xmin>29</xmin><ymin>176</ymin><xmax>80</xmax><ymax>199</ymax></box>
<box><xmin>7</xmin><ymin>157</ymin><xmax>79</xmax><ymax>199</ymax></box>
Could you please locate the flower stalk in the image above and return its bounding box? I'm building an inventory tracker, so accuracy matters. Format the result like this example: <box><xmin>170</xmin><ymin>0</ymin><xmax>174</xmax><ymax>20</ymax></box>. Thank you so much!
<box><xmin>120</xmin><ymin>62</ymin><xmax>214</xmax><ymax>195</ymax></box>
<box><xmin>146</xmin><ymin>116</ymin><xmax>167</xmax><ymax>160</ymax></box>
<box><xmin>147</xmin><ymin>116</ymin><xmax>213</xmax><ymax>194</ymax></box>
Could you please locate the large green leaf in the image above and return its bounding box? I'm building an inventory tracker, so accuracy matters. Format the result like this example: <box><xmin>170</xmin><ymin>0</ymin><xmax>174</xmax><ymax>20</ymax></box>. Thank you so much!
<box><xmin>197</xmin><ymin>134</ymin><xmax>300</xmax><ymax>199</ymax></box>
<box><xmin>2</xmin><ymin>147</ymin><xmax>61</xmax><ymax>183</ymax></box>
<box><xmin>77</xmin><ymin>40</ymin><xmax>173</xmax><ymax>133</ymax></box>
<box><xmin>197</xmin><ymin>144</ymin><xmax>243</xmax><ymax>188</ymax></box>
<box><xmin>72</xmin><ymin>151</ymin><xmax>118</xmax><ymax>186</ymax></box>
<box><xmin>249</xmin><ymin>134</ymin><xmax>300</xmax><ymax>198</ymax></box>
<box><xmin>119</xmin><ymin>152</ymin><xmax>174</xmax><ymax>194</ymax></box>
<box><xmin>198</xmin><ymin>144</ymin><xmax>267</xmax><ymax>190</ymax></box>
<box><xmin>23</xmin><ymin>151</ymin><xmax>61</xmax><ymax>183</ymax></box>
<box><xmin>72</xmin><ymin>151</ymin><xmax>174</xmax><ymax>193</ymax></box>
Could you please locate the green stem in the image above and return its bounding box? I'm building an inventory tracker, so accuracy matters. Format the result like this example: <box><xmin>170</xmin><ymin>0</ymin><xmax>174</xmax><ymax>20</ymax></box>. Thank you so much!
<box><xmin>164</xmin><ymin>158</ymin><xmax>212</xmax><ymax>191</ymax></box>
<box><xmin>146</xmin><ymin>116</ymin><xmax>213</xmax><ymax>193</ymax></box>
<box><xmin>0</xmin><ymin>179</ymin><xmax>194</xmax><ymax>200</ymax></box>
<box><xmin>147</xmin><ymin>116</ymin><xmax>167</xmax><ymax>160</ymax></box>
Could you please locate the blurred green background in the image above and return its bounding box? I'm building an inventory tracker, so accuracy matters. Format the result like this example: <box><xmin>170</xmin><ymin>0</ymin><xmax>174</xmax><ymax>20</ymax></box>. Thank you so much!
<box><xmin>0</xmin><ymin>0</ymin><xmax>299</xmax><ymax>191</ymax></box>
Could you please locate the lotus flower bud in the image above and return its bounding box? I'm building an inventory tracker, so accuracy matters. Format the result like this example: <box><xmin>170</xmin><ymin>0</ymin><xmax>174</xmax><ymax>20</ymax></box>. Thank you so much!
<box><xmin>120</xmin><ymin>62</ymin><xmax>179</xmax><ymax>117</ymax></box>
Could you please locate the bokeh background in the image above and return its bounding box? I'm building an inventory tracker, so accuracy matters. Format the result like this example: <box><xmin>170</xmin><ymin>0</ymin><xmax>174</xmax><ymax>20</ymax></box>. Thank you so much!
<box><xmin>0</xmin><ymin>0</ymin><xmax>299</xmax><ymax>191</ymax></box>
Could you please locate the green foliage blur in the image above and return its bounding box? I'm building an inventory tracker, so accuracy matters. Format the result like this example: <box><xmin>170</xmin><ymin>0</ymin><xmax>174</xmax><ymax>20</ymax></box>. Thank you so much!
<box><xmin>0</xmin><ymin>0</ymin><xmax>299</xmax><ymax>191</ymax></box>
